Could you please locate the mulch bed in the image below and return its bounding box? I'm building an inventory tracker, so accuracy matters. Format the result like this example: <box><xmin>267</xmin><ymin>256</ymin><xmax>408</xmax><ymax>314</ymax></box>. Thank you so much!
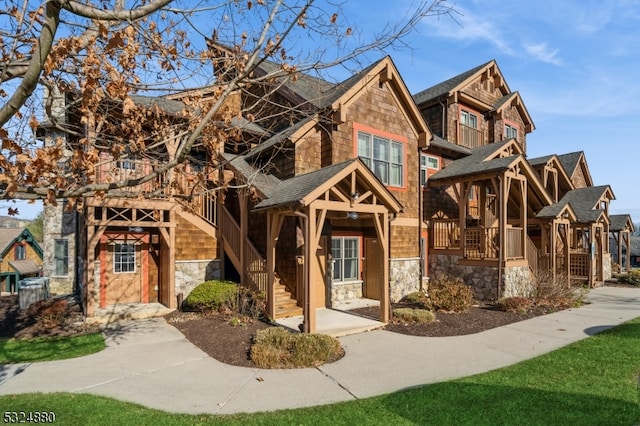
<box><xmin>2</xmin><ymin>283</ymin><xmax>636</xmax><ymax>368</ymax></box>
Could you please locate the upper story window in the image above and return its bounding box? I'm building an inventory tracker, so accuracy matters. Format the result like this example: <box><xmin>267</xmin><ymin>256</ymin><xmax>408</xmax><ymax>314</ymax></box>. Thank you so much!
<box><xmin>420</xmin><ymin>154</ymin><xmax>439</xmax><ymax>186</ymax></box>
<box><xmin>459</xmin><ymin>109</ymin><xmax>483</xmax><ymax>148</ymax></box>
<box><xmin>14</xmin><ymin>244</ymin><xmax>26</xmax><ymax>260</ymax></box>
<box><xmin>461</xmin><ymin>110</ymin><xmax>478</xmax><ymax>128</ymax></box>
<box><xmin>357</xmin><ymin>131</ymin><xmax>404</xmax><ymax>187</ymax></box>
<box><xmin>505</xmin><ymin>124</ymin><xmax>518</xmax><ymax>140</ymax></box>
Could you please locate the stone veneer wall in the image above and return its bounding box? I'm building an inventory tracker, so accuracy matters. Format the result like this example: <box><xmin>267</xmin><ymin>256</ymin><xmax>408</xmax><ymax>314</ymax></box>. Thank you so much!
<box><xmin>603</xmin><ymin>253</ymin><xmax>612</xmax><ymax>281</ymax></box>
<box><xmin>429</xmin><ymin>253</ymin><xmax>533</xmax><ymax>301</ymax></box>
<box><xmin>389</xmin><ymin>258</ymin><xmax>421</xmax><ymax>302</ymax></box>
<box><xmin>330</xmin><ymin>281</ymin><xmax>363</xmax><ymax>305</ymax></box>
<box><xmin>42</xmin><ymin>203</ymin><xmax>76</xmax><ymax>295</ymax></box>
<box><xmin>501</xmin><ymin>265</ymin><xmax>533</xmax><ymax>298</ymax></box>
<box><xmin>175</xmin><ymin>259</ymin><xmax>221</xmax><ymax>300</ymax></box>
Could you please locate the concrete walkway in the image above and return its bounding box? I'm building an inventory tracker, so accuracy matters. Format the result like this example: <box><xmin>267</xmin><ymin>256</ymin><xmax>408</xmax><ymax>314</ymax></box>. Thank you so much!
<box><xmin>1</xmin><ymin>286</ymin><xmax>639</xmax><ymax>415</ymax></box>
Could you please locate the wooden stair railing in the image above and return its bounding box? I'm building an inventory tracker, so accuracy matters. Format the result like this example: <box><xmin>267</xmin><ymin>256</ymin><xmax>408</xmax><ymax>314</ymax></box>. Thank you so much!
<box><xmin>219</xmin><ymin>204</ymin><xmax>301</xmax><ymax>318</ymax></box>
<box><xmin>526</xmin><ymin>234</ymin><xmax>541</xmax><ymax>274</ymax></box>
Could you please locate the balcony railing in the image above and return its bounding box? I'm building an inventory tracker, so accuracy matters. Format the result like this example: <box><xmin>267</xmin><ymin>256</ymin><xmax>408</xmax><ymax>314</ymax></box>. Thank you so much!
<box><xmin>459</xmin><ymin>124</ymin><xmax>484</xmax><ymax>148</ymax></box>
<box><xmin>431</xmin><ymin>219</ymin><xmax>525</xmax><ymax>261</ymax></box>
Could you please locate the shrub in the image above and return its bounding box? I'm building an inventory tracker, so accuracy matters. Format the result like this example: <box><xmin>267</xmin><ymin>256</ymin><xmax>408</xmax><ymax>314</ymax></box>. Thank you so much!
<box><xmin>393</xmin><ymin>307</ymin><xmax>435</xmax><ymax>323</ymax></box>
<box><xmin>531</xmin><ymin>270</ymin><xmax>586</xmax><ymax>308</ymax></box>
<box><xmin>26</xmin><ymin>299</ymin><xmax>68</xmax><ymax>329</ymax></box>
<box><xmin>497</xmin><ymin>296</ymin><xmax>533</xmax><ymax>314</ymax></box>
<box><xmin>250</xmin><ymin>327</ymin><xmax>344</xmax><ymax>368</ymax></box>
<box><xmin>401</xmin><ymin>291</ymin><xmax>432</xmax><ymax>309</ymax></box>
<box><xmin>429</xmin><ymin>276</ymin><xmax>473</xmax><ymax>313</ymax></box>
<box><xmin>182</xmin><ymin>280</ymin><xmax>239</xmax><ymax>313</ymax></box>
<box><xmin>617</xmin><ymin>270</ymin><xmax>640</xmax><ymax>286</ymax></box>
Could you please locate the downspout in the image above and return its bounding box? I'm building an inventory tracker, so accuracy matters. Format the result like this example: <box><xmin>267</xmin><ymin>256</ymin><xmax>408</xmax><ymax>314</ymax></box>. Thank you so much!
<box><xmin>440</xmin><ymin>100</ymin><xmax>447</xmax><ymax>139</ymax></box>
<box><xmin>293</xmin><ymin>210</ymin><xmax>310</xmax><ymax>333</ymax></box>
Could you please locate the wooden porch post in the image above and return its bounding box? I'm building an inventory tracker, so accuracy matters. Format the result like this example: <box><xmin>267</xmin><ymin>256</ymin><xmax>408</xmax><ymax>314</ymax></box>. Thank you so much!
<box><xmin>167</xmin><ymin>220</ymin><xmax>176</xmax><ymax>308</ymax></box>
<box><xmin>519</xmin><ymin>179</ymin><xmax>527</xmax><ymax>259</ymax></box>
<box><xmin>239</xmin><ymin>192</ymin><xmax>248</xmax><ymax>287</ymax></box>
<box><xmin>624</xmin><ymin>231</ymin><xmax>632</xmax><ymax>272</ymax></box>
<box><xmin>85</xmin><ymin>223</ymin><xmax>106</xmax><ymax>317</ymax></box>
<box><xmin>307</xmin><ymin>206</ymin><xmax>318</xmax><ymax>333</ymax></box>
<box><xmin>266</xmin><ymin>212</ymin><xmax>284</xmax><ymax>321</ymax></box>
<box><xmin>381</xmin><ymin>211</ymin><xmax>390</xmax><ymax>323</ymax></box>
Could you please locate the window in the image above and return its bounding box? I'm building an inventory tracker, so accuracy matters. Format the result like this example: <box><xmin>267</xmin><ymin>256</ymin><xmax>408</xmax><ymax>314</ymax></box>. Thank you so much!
<box><xmin>114</xmin><ymin>242</ymin><xmax>136</xmax><ymax>273</ymax></box>
<box><xmin>505</xmin><ymin>124</ymin><xmax>518</xmax><ymax>140</ymax></box>
<box><xmin>14</xmin><ymin>244</ymin><xmax>25</xmax><ymax>260</ymax></box>
<box><xmin>358</xmin><ymin>131</ymin><xmax>404</xmax><ymax>187</ymax></box>
<box><xmin>116</xmin><ymin>158</ymin><xmax>137</xmax><ymax>170</ymax></box>
<box><xmin>420</xmin><ymin>154</ymin><xmax>439</xmax><ymax>186</ymax></box>
<box><xmin>331</xmin><ymin>237</ymin><xmax>360</xmax><ymax>282</ymax></box>
<box><xmin>54</xmin><ymin>239</ymin><xmax>69</xmax><ymax>275</ymax></box>
<box><xmin>461</xmin><ymin>110</ymin><xmax>478</xmax><ymax>128</ymax></box>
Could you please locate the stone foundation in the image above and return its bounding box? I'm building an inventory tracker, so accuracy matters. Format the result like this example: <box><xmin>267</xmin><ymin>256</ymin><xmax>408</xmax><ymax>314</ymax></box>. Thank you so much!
<box><xmin>389</xmin><ymin>258</ymin><xmax>421</xmax><ymax>302</ymax></box>
<box><xmin>603</xmin><ymin>253</ymin><xmax>612</xmax><ymax>281</ymax></box>
<box><xmin>175</xmin><ymin>259</ymin><xmax>221</xmax><ymax>299</ymax></box>
<box><xmin>330</xmin><ymin>281</ymin><xmax>363</xmax><ymax>304</ymax></box>
<box><xmin>429</xmin><ymin>253</ymin><xmax>532</xmax><ymax>301</ymax></box>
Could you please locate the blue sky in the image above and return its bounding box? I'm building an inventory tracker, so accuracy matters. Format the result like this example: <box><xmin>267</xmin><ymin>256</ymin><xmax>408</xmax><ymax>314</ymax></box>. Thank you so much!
<box><xmin>7</xmin><ymin>0</ymin><xmax>640</xmax><ymax>222</ymax></box>
<box><xmin>342</xmin><ymin>0</ymin><xmax>639</xmax><ymax>220</ymax></box>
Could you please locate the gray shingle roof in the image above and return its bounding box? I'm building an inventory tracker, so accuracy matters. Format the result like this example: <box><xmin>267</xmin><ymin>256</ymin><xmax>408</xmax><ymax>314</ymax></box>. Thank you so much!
<box><xmin>527</xmin><ymin>154</ymin><xmax>555</xmax><ymax>167</ymax></box>
<box><xmin>537</xmin><ymin>185</ymin><xmax>612</xmax><ymax>222</ymax></box>
<box><xmin>0</xmin><ymin>228</ymin><xmax>22</xmax><ymax>254</ymax></box>
<box><xmin>247</xmin><ymin>116</ymin><xmax>315</xmax><ymax>159</ymax></box>
<box><xmin>221</xmin><ymin>153</ymin><xmax>281</xmax><ymax>198</ymax></box>
<box><xmin>610</xmin><ymin>214</ymin><xmax>633</xmax><ymax>232</ymax></box>
<box><xmin>428</xmin><ymin>141</ymin><xmax>515</xmax><ymax>182</ymax></box>
<box><xmin>556</xmin><ymin>151</ymin><xmax>583</xmax><ymax>176</ymax></box>
<box><xmin>8</xmin><ymin>259</ymin><xmax>40</xmax><ymax>275</ymax></box>
<box><xmin>130</xmin><ymin>95</ymin><xmax>186</xmax><ymax>115</ymax></box>
<box><xmin>412</xmin><ymin>61</ymin><xmax>494</xmax><ymax>105</ymax></box>
<box><xmin>253</xmin><ymin>159</ymin><xmax>357</xmax><ymax>210</ymax></box>
<box><xmin>429</xmin><ymin>135</ymin><xmax>472</xmax><ymax>156</ymax></box>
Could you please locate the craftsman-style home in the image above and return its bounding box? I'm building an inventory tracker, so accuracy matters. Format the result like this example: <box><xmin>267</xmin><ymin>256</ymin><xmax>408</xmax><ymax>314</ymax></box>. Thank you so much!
<box><xmin>0</xmin><ymin>228</ymin><xmax>43</xmax><ymax>294</ymax></box>
<box><xmin>40</xmin><ymin>55</ymin><xmax>633</xmax><ymax>332</ymax></box>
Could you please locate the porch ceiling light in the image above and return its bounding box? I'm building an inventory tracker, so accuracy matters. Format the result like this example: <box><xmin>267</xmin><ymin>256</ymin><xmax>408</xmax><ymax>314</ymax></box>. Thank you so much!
<box><xmin>351</xmin><ymin>191</ymin><xmax>359</xmax><ymax>201</ymax></box>
<box><xmin>347</xmin><ymin>211</ymin><xmax>359</xmax><ymax>220</ymax></box>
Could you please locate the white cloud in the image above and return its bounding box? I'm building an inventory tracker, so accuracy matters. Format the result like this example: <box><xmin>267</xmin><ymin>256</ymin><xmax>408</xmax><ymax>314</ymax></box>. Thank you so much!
<box><xmin>523</xmin><ymin>43</ymin><xmax>563</xmax><ymax>66</ymax></box>
<box><xmin>422</xmin><ymin>6</ymin><xmax>516</xmax><ymax>55</ymax></box>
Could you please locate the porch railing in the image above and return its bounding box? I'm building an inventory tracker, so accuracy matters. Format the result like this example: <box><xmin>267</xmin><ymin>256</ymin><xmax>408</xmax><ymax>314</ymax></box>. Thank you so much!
<box><xmin>95</xmin><ymin>158</ymin><xmax>167</xmax><ymax>194</ymax></box>
<box><xmin>432</xmin><ymin>219</ymin><xmax>460</xmax><ymax>249</ymax></box>
<box><xmin>526</xmin><ymin>235</ymin><xmax>540</xmax><ymax>273</ymax></box>
<box><xmin>570</xmin><ymin>252</ymin><xmax>590</xmax><ymax>278</ymax></box>
<box><xmin>464</xmin><ymin>226</ymin><xmax>499</xmax><ymax>259</ymax></box>
<box><xmin>431</xmin><ymin>220</ymin><xmax>525</xmax><ymax>261</ymax></box>
<box><xmin>505</xmin><ymin>227</ymin><xmax>524</xmax><ymax>259</ymax></box>
<box><xmin>219</xmin><ymin>204</ymin><xmax>268</xmax><ymax>295</ymax></box>
<box><xmin>459</xmin><ymin>124</ymin><xmax>484</xmax><ymax>148</ymax></box>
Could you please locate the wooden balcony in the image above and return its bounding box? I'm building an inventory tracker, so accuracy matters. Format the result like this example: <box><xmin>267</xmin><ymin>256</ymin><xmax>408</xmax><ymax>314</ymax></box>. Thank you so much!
<box><xmin>431</xmin><ymin>219</ymin><xmax>525</xmax><ymax>261</ymax></box>
<box><xmin>459</xmin><ymin>124</ymin><xmax>484</xmax><ymax>148</ymax></box>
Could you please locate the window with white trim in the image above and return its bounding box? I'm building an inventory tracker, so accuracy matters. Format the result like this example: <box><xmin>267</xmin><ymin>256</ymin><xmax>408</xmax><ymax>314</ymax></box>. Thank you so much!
<box><xmin>505</xmin><ymin>124</ymin><xmax>518</xmax><ymax>140</ymax></box>
<box><xmin>420</xmin><ymin>154</ymin><xmax>439</xmax><ymax>186</ymax></box>
<box><xmin>114</xmin><ymin>242</ymin><xmax>136</xmax><ymax>273</ymax></box>
<box><xmin>357</xmin><ymin>131</ymin><xmax>404</xmax><ymax>187</ymax></box>
<box><xmin>54</xmin><ymin>239</ymin><xmax>68</xmax><ymax>276</ymax></box>
<box><xmin>461</xmin><ymin>110</ymin><xmax>478</xmax><ymax>128</ymax></box>
<box><xmin>331</xmin><ymin>237</ymin><xmax>360</xmax><ymax>282</ymax></box>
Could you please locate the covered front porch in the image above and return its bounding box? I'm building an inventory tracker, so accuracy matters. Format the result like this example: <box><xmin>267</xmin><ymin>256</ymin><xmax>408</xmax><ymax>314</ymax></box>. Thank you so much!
<box><xmin>253</xmin><ymin>159</ymin><xmax>403</xmax><ymax>333</ymax></box>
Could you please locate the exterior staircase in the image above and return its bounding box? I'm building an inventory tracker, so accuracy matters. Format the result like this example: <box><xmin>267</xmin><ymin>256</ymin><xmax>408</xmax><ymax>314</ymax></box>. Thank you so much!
<box><xmin>218</xmin><ymin>204</ymin><xmax>302</xmax><ymax>319</ymax></box>
<box><xmin>274</xmin><ymin>278</ymin><xmax>303</xmax><ymax>318</ymax></box>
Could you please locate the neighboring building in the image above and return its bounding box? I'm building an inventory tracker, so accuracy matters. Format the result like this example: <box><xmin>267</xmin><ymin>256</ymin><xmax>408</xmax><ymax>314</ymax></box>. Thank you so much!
<box><xmin>0</xmin><ymin>228</ymin><xmax>43</xmax><ymax>293</ymax></box>
<box><xmin>39</xmin><ymin>55</ymin><xmax>633</xmax><ymax>332</ymax></box>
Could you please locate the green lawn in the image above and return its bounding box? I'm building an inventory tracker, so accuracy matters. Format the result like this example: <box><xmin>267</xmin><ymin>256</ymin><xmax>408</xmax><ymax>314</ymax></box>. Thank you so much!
<box><xmin>1</xmin><ymin>319</ymin><xmax>639</xmax><ymax>425</ymax></box>
<box><xmin>0</xmin><ymin>333</ymin><xmax>105</xmax><ymax>364</ymax></box>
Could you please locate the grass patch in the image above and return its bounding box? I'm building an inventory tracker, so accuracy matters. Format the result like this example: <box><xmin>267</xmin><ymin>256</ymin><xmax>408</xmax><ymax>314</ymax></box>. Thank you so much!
<box><xmin>2</xmin><ymin>318</ymin><xmax>640</xmax><ymax>424</ymax></box>
<box><xmin>0</xmin><ymin>333</ymin><xmax>105</xmax><ymax>364</ymax></box>
<box><xmin>250</xmin><ymin>327</ymin><xmax>344</xmax><ymax>368</ymax></box>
